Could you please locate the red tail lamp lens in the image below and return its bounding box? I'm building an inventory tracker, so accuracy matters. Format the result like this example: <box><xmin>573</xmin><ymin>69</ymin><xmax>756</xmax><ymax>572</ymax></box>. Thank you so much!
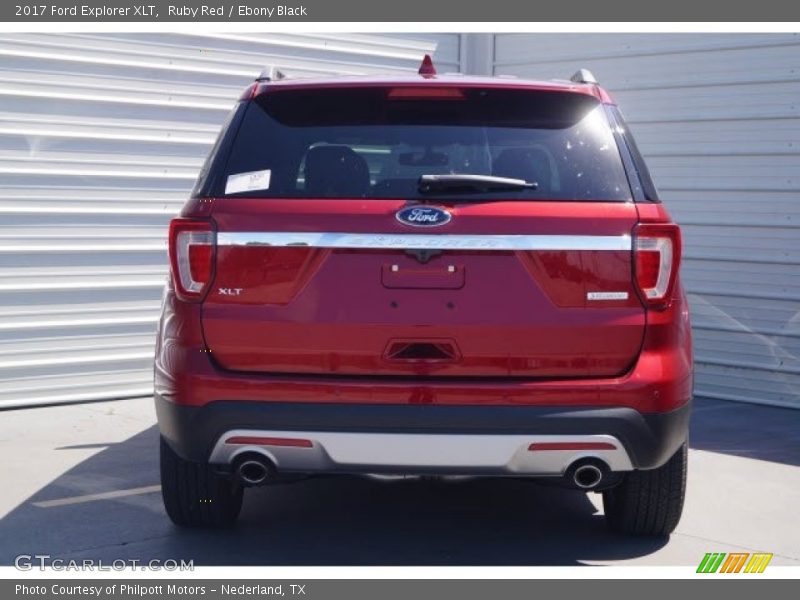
<box><xmin>635</xmin><ymin>249</ymin><xmax>661</xmax><ymax>290</ymax></box>
<box><xmin>188</xmin><ymin>244</ymin><xmax>212</xmax><ymax>285</ymax></box>
<box><xmin>168</xmin><ymin>219</ymin><xmax>214</xmax><ymax>301</ymax></box>
<box><xmin>633</xmin><ymin>223</ymin><xmax>681</xmax><ymax>309</ymax></box>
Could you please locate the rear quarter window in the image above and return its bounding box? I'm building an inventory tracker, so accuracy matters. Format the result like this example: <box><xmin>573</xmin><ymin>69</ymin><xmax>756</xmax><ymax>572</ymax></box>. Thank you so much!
<box><xmin>609</xmin><ymin>106</ymin><xmax>660</xmax><ymax>202</ymax></box>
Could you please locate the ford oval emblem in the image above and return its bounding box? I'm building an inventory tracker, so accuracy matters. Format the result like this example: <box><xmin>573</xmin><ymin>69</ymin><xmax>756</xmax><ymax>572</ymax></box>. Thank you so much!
<box><xmin>396</xmin><ymin>205</ymin><xmax>452</xmax><ymax>228</ymax></box>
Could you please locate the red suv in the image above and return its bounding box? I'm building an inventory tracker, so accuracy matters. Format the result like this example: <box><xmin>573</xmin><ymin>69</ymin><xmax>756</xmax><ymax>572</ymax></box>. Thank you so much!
<box><xmin>155</xmin><ymin>58</ymin><xmax>692</xmax><ymax>535</ymax></box>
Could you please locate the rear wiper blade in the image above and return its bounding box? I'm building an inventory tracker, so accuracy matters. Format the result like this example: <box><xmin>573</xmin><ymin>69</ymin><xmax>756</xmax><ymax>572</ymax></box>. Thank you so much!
<box><xmin>418</xmin><ymin>174</ymin><xmax>538</xmax><ymax>194</ymax></box>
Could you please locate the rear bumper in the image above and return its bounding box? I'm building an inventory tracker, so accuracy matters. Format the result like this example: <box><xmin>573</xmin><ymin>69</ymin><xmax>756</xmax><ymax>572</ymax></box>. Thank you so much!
<box><xmin>156</xmin><ymin>395</ymin><xmax>690</xmax><ymax>475</ymax></box>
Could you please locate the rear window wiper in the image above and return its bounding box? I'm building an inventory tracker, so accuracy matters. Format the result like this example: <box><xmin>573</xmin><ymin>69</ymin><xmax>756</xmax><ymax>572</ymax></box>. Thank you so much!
<box><xmin>418</xmin><ymin>174</ymin><xmax>538</xmax><ymax>194</ymax></box>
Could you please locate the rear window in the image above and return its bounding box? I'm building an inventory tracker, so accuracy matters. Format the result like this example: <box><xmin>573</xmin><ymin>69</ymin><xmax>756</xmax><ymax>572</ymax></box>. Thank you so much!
<box><xmin>214</xmin><ymin>87</ymin><xmax>632</xmax><ymax>201</ymax></box>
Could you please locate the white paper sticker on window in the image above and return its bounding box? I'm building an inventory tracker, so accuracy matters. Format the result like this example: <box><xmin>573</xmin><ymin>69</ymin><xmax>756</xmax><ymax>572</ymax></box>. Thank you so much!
<box><xmin>225</xmin><ymin>169</ymin><xmax>271</xmax><ymax>194</ymax></box>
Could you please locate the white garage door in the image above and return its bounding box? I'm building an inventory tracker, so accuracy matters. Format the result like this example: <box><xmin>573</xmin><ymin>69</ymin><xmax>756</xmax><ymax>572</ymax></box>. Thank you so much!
<box><xmin>494</xmin><ymin>33</ymin><xmax>800</xmax><ymax>408</ymax></box>
<box><xmin>0</xmin><ymin>33</ymin><xmax>461</xmax><ymax>409</ymax></box>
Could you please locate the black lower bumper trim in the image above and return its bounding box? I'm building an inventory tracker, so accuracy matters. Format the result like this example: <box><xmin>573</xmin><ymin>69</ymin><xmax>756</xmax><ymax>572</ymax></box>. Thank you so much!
<box><xmin>155</xmin><ymin>396</ymin><xmax>691</xmax><ymax>471</ymax></box>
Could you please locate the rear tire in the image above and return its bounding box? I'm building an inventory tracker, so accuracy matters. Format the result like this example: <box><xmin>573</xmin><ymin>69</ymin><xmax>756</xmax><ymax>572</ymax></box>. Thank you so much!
<box><xmin>160</xmin><ymin>436</ymin><xmax>243</xmax><ymax>527</ymax></box>
<box><xmin>602</xmin><ymin>442</ymin><xmax>687</xmax><ymax>536</ymax></box>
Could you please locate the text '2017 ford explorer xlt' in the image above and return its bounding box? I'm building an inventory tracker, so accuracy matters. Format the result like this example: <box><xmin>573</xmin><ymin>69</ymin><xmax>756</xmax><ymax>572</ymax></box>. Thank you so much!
<box><xmin>155</xmin><ymin>57</ymin><xmax>692</xmax><ymax>535</ymax></box>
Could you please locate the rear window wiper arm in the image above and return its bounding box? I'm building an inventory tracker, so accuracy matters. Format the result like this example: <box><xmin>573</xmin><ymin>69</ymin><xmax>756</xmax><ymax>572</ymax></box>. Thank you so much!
<box><xmin>418</xmin><ymin>174</ymin><xmax>538</xmax><ymax>194</ymax></box>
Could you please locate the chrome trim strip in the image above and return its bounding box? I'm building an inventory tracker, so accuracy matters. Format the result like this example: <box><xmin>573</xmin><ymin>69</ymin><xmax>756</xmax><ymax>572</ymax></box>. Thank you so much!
<box><xmin>209</xmin><ymin>430</ymin><xmax>634</xmax><ymax>475</ymax></box>
<box><xmin>216</xmin><ymin>232</ymin><xmax>631</xmax><ymax>251</ymax></box>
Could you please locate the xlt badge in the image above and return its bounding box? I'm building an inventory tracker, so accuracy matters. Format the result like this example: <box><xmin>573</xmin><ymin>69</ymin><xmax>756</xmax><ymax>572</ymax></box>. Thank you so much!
<box><xmin>218</xmin><ymin>288</ymin><xmax>243</xmax><ymax>296</ymax></box>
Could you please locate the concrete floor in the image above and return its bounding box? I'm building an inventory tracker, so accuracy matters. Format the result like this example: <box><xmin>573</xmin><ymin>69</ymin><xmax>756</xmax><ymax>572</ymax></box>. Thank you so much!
<box><xmin>0</xmin><ymin>396</ymin><xmax>798</xmax><ymax>566</ymax></box>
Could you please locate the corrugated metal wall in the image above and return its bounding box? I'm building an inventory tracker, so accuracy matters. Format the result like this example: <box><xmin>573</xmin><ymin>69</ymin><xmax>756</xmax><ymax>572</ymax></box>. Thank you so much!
<box><xmin>0</xmin><ymin>33</ymin><xmax>461</xmax><ymax>409</ymax></box>
<box><xmin>494</xmin><ymin>33</ymin><xmax>800</xmax><ymax>408</ymax></box>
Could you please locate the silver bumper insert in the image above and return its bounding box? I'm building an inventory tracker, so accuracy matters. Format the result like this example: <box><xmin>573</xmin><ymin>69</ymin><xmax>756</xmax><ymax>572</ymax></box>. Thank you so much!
<box><xmin>209</xmin><ymin>430</ymin><xmax>634</xmax><ymax>476</ymax></box>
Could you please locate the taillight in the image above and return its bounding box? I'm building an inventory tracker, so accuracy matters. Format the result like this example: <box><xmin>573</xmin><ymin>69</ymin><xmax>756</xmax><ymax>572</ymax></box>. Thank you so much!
<box><xmin>387</xmin><ymin>87</ymin><xmax>465</xmax><ymax>100</ymax></box>
<box><xmin>633</xmin><ymin>223</ymin><xmax>681</xmax><ymax>309</ymax></box>
<box><xmin>168</xmin><ymin>219</ymin><xmax>215</xmax><ymax>301</ymax></box>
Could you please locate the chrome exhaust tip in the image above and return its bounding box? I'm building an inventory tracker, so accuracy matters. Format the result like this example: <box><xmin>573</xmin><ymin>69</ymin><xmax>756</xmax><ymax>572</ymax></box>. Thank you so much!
<box><xmin>573</xmin><ymin>463</ymin><xmax>604</xmax><ymax>489</ymax></box>
<box><xmin>564</xmin><ymin>457</ymin><xmax>610</xmax><ymax>490</ymax></box>
<box><xmin>235</xmin><ymin>456</ymin><xmax>274</xmax><ymax>487</ymax></box>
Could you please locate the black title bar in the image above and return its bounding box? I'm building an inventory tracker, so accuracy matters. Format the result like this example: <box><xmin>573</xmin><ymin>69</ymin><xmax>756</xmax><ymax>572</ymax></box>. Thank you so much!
<box><xmin>4</xmin><ymin>0</ymin><xmax>800</xmax><ymax>22</ymax></box>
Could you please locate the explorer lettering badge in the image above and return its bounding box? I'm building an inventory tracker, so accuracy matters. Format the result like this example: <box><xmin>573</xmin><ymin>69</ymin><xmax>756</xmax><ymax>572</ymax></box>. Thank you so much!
<box><xmin>396</xmin><ymin>206</ymin><xmax>452</xmax><ymax>228</ymax></box>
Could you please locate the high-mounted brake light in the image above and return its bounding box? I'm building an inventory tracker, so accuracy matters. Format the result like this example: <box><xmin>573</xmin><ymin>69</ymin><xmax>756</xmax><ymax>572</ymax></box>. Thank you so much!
<box><xmin>168</xmin><ymin>219</ymin><xmax>215</xmax><ymax>302</ymax></box>
<box><xmin>633</xmin><ymin>223</ymin><xmax>681</xmax><ymax>309</ymax></box>
<box><xmin>387</xmin><ymin>87</ymin><xmax>465</xmax><ymax>100</ymax></box>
